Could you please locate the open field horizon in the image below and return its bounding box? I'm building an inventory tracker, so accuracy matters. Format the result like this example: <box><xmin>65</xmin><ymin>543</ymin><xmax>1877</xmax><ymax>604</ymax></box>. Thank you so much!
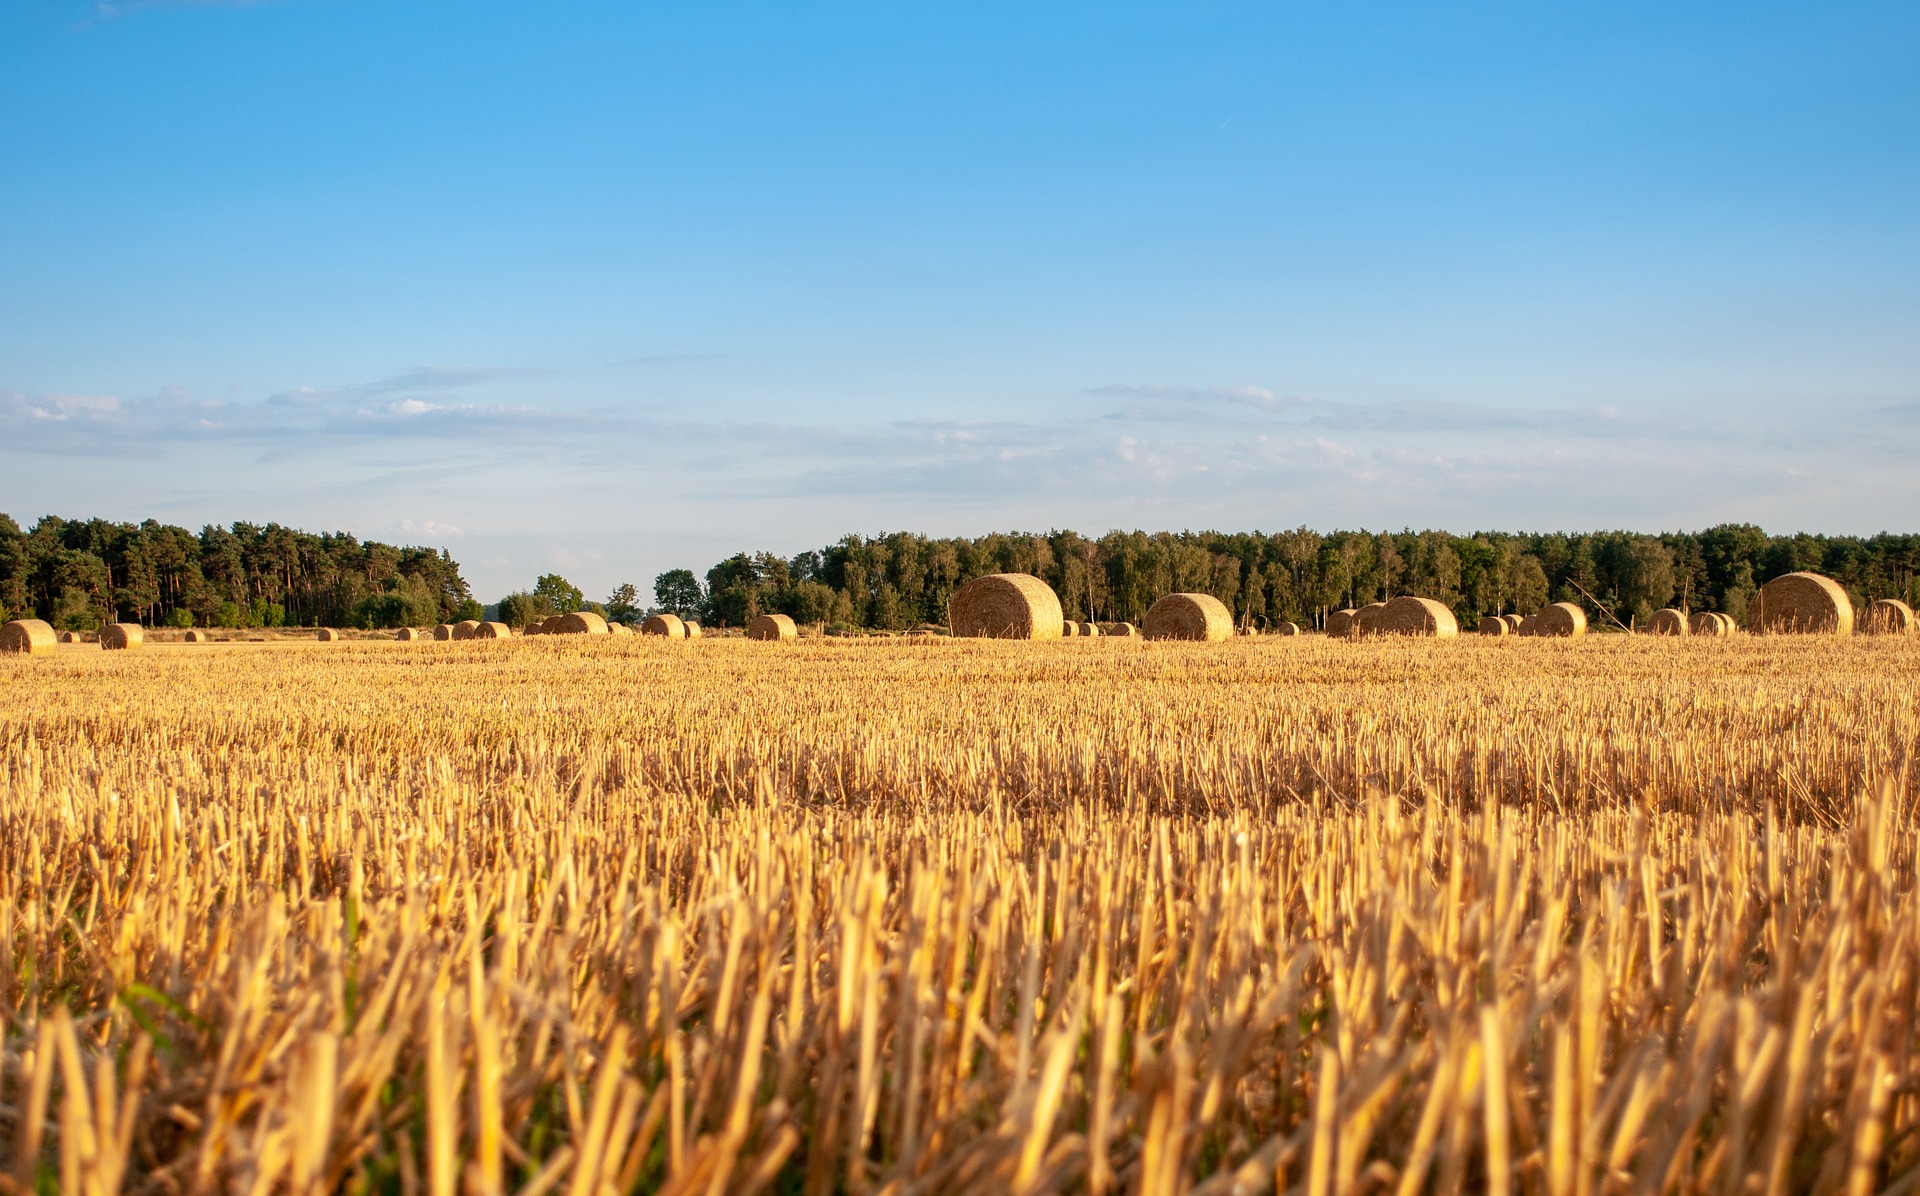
<box><xmin>4</xmin><ymin>636</ymin><xmax>1919</xmax><ymax>1193</ymax></box>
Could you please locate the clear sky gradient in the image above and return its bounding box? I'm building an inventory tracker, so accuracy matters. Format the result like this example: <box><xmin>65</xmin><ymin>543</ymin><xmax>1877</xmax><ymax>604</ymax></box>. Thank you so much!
<box><xmin>3</xmin><ymin>1</ymin><xmax>1916</xmax><ymax>601</ymax></box>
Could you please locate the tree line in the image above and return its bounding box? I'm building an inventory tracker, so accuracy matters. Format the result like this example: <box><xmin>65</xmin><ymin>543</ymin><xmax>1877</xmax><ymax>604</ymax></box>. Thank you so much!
<box><xmin>0</xmin><ymin>513</ymin><xmax>478</xmax><ymax>630</ymax></box>
<box><xmin>661</xmin><ymin>526</ymin><xmax>1920</xmax><ymax>632</ymax></box>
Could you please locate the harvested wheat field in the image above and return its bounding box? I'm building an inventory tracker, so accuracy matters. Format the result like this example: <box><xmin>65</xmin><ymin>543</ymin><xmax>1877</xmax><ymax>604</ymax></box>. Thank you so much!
<box><xmin>4</xmin><ymin>634</ymin><xmax>1920</xmax><ymax>1196</ymax></box>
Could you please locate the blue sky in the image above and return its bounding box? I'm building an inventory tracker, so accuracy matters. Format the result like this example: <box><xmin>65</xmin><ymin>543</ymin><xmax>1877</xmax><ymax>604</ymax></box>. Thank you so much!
<box><xmin>3</xmin><ymin>1</ymin><xmax>1916</xmax><ymax>601</ymax></box>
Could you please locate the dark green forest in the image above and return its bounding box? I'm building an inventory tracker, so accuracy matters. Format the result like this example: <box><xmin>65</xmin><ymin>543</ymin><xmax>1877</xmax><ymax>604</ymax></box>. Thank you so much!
<box><xmin>681</xmin><ymin>526</ymin><xmax>1920</xmax><ymax>632</ymax></box>
<box><xmin>0</xmin><ymin>514</ymin><xmax>477</xmax><ymax>630</ymax></box>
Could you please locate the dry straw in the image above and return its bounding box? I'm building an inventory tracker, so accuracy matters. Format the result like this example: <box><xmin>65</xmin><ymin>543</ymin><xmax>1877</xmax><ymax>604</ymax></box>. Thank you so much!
<box><xmin>1748</xmin><ymin>571</ymin><xmax>1854</xmax><ymax>636</ymax></box>
<box><xmin>0</xmin><ymin>618</ymin><xmax>57</xmax><ymax>655</ymax></box>
<box><xmin>394</xmin><ymin>627</ymin><xmax>424</xmax><ymax>641</ymax></box>
<box><xmin>748</xmin><ymin>613</ymin><xmax>797</xmax><ymax>641</ymax></box>
<box><xmin>316</xmin><ymin>628</ymin><xmax>341</xmax><ymax>642</ymax></box>
<box><xmin>1501</xmin><ymin>613</ymin><xmax>1525</xmax><ymax>632</ymax></box>
<box><xmin>547</xmin><ymin>612</ymin><xmax>609</xmax><ymax>636</ymax></box>
<box><xmin>1324</xmin><ymin>608</ymin><xmax>1359</xmax><ymax>637</ymax></box>
<box><xmin>1271</xmin><ymin>621</ymin><xmax>1301</xmax><ymax>636</ymax></box>
<box><xmin>684</xmin><ymin>620</ymin><xmax>703</xmax><ymax>638</ymax></box>
<box><xmin>182</xmin><ymin>629</ymin><xmax>210</xmax><ymax>643</ymax></box>
<box><xmin>451</xmin><ymin>620</ymin><xmax>481</xmax><ymax>641</ymax></box>
<box><xmin>608</xmin><ymin>622</ymin><xmax>634</xmax><ymax>636</ymax></box>
<box><xmin>100</xmin><ymin>623</ymin><xmax>143</xmax><ymax>651</ymax></box>
<box><xmin>1060</xmin><ymin>620</ymin><xmax>1080</xmax><ymax>637</ymax></box>
<box><xmin>433</xmin><ymin>623</ymin><xmax>456</xmax><ymax>641</ymax></box>
<box><xmin>948</xmin><ymin>573</ymin><xmax>1064</xmax><ymax>639</ymax></box>
<box><xmin>1688</xmin><ymin>611</ymin><xmax>1726</xmax><ymax>637</ymax></box>
<box><xmin>473</xmin><ymin>621</ymin><xmax>511</xmax><ymax>639</ymax></box>
<box><xmin>1528</xmin><ymin>602</ymin><xmax>1587</xmax><ymax>638</ymax></box>
<box><xmin>1649</xmin><ymin>608</ymin><xmax>1688</xmax><ymax>636</ymax></box>
<box><xmin>1143</xmin><ymin>593</ymin><xmax>1233</xmax><ymax>642</ymax></box>
<box><xmin>1077</xmin><ymin>621</ymin><xmax>1100</xmax><ymax>637</ymax></box>
<box><xmin>58</xmin><ymin>630</ymin><xmax>80</xmax><ymax>643</ymax></box>
<box><xmin>642</xmin><ymin>613</ymin><xmax>688</xmax><ymax>638</ymax></box>
<box><xmin>1353</xmin><ymin>601</ymin><xmax>1389</xmax><ymax>636</ymax></box>
<box><xmin>1865</xmin><ymin>598</ymin><xmax>1916</xmax><ymax>635</ymax></box>
<box><xmin>1374</xmin><ymin>595</ymin><xmax>1460</xmax><ymax>637</ymax></box>
<box><xmin>1098</xmin><ymin>621</ymin><xmax>1139</xmax><ymax>637</ymax></box>
<box><xmin>1477</xmin><ymin>616</ymin><xmax>1510</xmax><ymax>636</ymax></box>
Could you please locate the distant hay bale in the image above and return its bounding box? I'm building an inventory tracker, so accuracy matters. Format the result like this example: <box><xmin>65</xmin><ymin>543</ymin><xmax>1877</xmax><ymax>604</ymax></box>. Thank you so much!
<box><xmin>395</xmin><ymin>627</ymin><xmax>424</xmax><ymax>641</ymax></box>
<box><xmin>684</xmin><ymin>621</ymin><xmax>703</xmax><ymax>638</ymax></box>
<box><xmin>1688</xmin><ymin>611</ymin><xmax>1721</xmax><ymax>637</ymax></box>
<box><xmin>607</xmin><ymin>622</ymin><xmax>633</xmax><ymax>636</ymax></box>
<box><xmin>1527</xmin><ymin>602</ymin><xmax>1587</xmax><ymax>638</ymax></box>
<box><xmin>58</xmin><ymin>631</ymin><xmax>80</xmax><ymax>644</ymax></box>
<box><xmin>1648</xmin><ymin>609</ymin><xmax>1688</xmax><ymax>637</ymax></box>
<box><xmin>433</xmin><ymin>623</ymin><xmax>455</xmax><ymax>641</ymax></box>
<box><xmin>1271</xmin><ymin>622</ymin><xmax>1301</xmax><ymax>636</ymax></box>
<box><xmin>183</xmin><ymin>629</ymin><xmax>210</xmax><ymax>643</ymax></box>
<box><xmin>100</xmin><ymin>623</ymin><xmax>143</xmax><ymax>651</ymax></box>
<box><xmin>451</xmin><ymin>620</ymin><xmax>481</xmax><ymax>641</ymax></box>
<box><xmin>949</xmin><ymin>574</ymin><xmax>1064</xmax><ymax>640</ymax></box>
<box><xmin>316</xmin><ymin>628</ymin><xmax>341</xmax><ymax>642</ymax></box>
<box><xmin>1501</xmin><ymin>614</ymin><xmax>1525</xmax><ymax>633</ymax></box>
<box><xmin>473</xmin><ymin>621</ymin><xmax>511</xmax><ymax>639</ymax></box>
<box><xmin>642</xmin><ymin>613</ymin><xmax>688</xmax><ymax>638</ymax></box>
<box><xmin>1353</xmin><ymin>602</ymin><xmax>1389</xmax><ymax>636</ymax></box>
<box><xmin>1374</xmin><ymin>596</ymin><xmax>1460</xmax><ymax>638</ymax></box>
<box><xmin>1864</xmin><ymin>598</ymin><xmax>1915</xmax><ymax>636</ymax></box>
<box><xmin>1748</xmin><ymin>572</ymin><xmax>1854</xmax><ymax>636</ymax></box>
<box><xmin>1715</xmin><ymin>613</ymin><xmax>1738</xmax><ymax>635</ymax></box>
<box><xmin>1325</xmin><ymin>609</ymin><xmax>1359</xmax><ymax>637</ymax></box>
<box><xmin>1060</xmin><ymin>620</ymin><xmax>1080</xmax><ymax>637</ymax></box>
<box><xmin>548</xmin><ymin>611</ymin><xmax>609</xmax><ymax>636</ymax></box>
<box><xmin>1143</xmin><ymin>593</ymin><xmax>1233</xmax><ymax>642</ymax></box>
<box><xmin>1478</xmin><ymin>616</ymin><xmax>1510</xmax><ymax>636</ymax></box>
<box><xmin>1098</xmin><ymin>622</ymin><xmax>1139</xmax><ymax>638</ymax></box>
<box><xmin>1078</xmin><ymin>622</ymin><xmax>1100</xmax><ymax>637</ymax></box>
<box><xmin>749</xmin><ymin>613</ymin><xmax>797</xmax><ymax>641</ymax></box>
<box><xmin>0</xmin><ymin>619</ymin><xmax>57</xmax><ymax>655</ymax></box>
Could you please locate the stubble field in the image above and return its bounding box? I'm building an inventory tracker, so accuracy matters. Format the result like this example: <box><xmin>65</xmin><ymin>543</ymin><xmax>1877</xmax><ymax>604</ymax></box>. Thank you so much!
<box><xmin>2</xmin><ymin>633</ymin><xmax>1918</xmax><ymax>1196</ymax></box>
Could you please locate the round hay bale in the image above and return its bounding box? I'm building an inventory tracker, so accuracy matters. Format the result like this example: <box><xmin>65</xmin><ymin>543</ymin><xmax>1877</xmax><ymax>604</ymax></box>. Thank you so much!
<box><xmin>1353</xmin><ymin>602</ymin><xmax>1389</xmax><ymax>636</ymax></box>
<box><xmin>316</xmin><ymin>628</ymin><xmax>341</xmax><ymax>642</ymax></box>
<box><xmin>1324</xmin><ymin>609</ymin><xmax>1358</xmax><ymax>637</ymax></box>
<box><xmin>1477</xmin><ymin>616</ymin><xmax>1510</xmax><ymax>636</ymax></box>
<box><xmin>1500</xmin><ymin>614</ymin><xmax>1525</xmax><ymax>633</ymax></box>
<box><xmin>182</xmin><ymin>629</ymin><xmax>210</xmax><ymax>643</ymax></box>
<box><xmin>1143</xmin><ymin>593</ymin><xmax>1233</xmax><ymax>642</ymax></box>
<box><xmin>394</xmin><ymin>627</ymin><xmax>424</xmax><ymax>641</ymax></box>
<box><xmin>473</xmin><ymin>621</ymin><xmax>511</xmax><ymax>639</ymax></box>
<box><xmin>450</xmin><ymin>620</ymin><xmax>481</xmax><ymax>641</ymax></box>
<box><xmin>1864</xmin><ymin>598</ymin><xmax>1915</xmax><ymax>636</ymax></box>
<box><xmin>1748</xmin><ymin>572</ymin><xmax>1853</xmax><ymax>636</ymax></box>
<box><xmin>1078</xmin><ymin>621</ymin><xmax>1100</xmax><ymax>637</ymax></box>
<box><xmin>1716</xmin><ymin>612</ymin><xmax>1738</xmax><ymax>635</ymax></box>
<box><xmin>1647</xmin><ymin>608</ymin><xmax>1688</xmax><ymax>636</ymax></box>
<box><xmin>748</xmin><ymin>613</ymin><xmax>797</xmax><ymax>641</ymax></box>
<box><xmin>1271</xmin><ymin>621</ymin><xmax>1302</xmax><ymax>636</ymax></box>
<box><xmin>607</xmin><ymin>621</ymin><xmax>633</xmax><ymax>636</ymax></box>
<box><xmin>548</xmin><ymin>611</ymin><xmax>609</xmax><ymax>636</ymax></box>
<box><xmin>1374</xmin><ymin>596</ymin><xmax>1460</xmax><ymax>638</ymax></box>
<box><xmin>1098</xmin><ymin>622</ymin><xmax>1139</xmax><ymax>638</ymax></box>
<box><xmin>1060</xmin><ymin>619</ymin><xmax>1080</xmax><ymax>637</ymax></box>
<box><xmin>433</xmin><ymin>623</ymin><xmax>455</xmax><ymax>641</ymax></box>
<box><xmin>949</xmin><ymin>573</ymin><xmax>1064</xmax><ymax>640</ymax></box>
<box><xmin>642</xmin><ymin>613</ymin><xmax>688</xmax><ymax>638</ymax></box>
<box><xmin>100</xmin><ymin>623</ymin><xmax>143</xmax><ymax>651</ymax></box>
<box><xmin>0</xmin><ymin>619</ymin><xmax>57</xmax><ymax>655</ymax></box>
<box><xmin>1687</xmin><ymin>611</ymin><xmax>1723</xmax><ymax>637</ymax></box>
<box><xmin>57</xmin><ymin>630</ymin><xmax>80</xmax><ymax>644</ymax></box>
<box><xmin>684</xmin><ymin>620</ymin><xmax>703</xmax><ymax>638</ymax></box>
<box><xmin>1528</xmin><ymin>602</ymin><xmax>1586</xmax><ymax>638</ymax></box>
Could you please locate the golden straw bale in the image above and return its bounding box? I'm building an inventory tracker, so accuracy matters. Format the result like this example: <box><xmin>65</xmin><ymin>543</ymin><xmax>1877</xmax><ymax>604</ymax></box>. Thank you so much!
<box><xmin>182</xmin><ymin>629</ymin><xmax>210</xmax><ymax>643</ymax></box>
<box><xmin>316</xmin><ymin>628</ymin><xmax>341</xmax><ymax>642</ymax></box>
<box><xmin>433</xmin><ymin>623</ymin><xmax>455</xmax><ymax>641</ymax></box>
<box><xmin>642</xmin><ymin>613</ymin><xmax>688</xmax><ymax>638</ymax></box>
<box><xmin>100</xmin><ymin>623</ymin><xmax>143</xmax><ymax>651</ymax></box>
<box><xmin>1747</xmin><ymin>572</ymin><xmax>1853</xmax><ymax>636</ymax></box>
<box><xmin>1143</xmin><ymin>593</ymin><xmax>1234</xmax><ymax>642</ymax></box>
<box><xmin>1098</xmin><ymin>622</ymin><xmax>1139</xmax><ymax>637</ymax></box>
<box><xmin>1501</xmin><ymin>614</ymin><xmax>1525</xmax><ymax>633</ymax></box>
<box><xmin>451</xmin><ymin>620</ymin><xmax>481</xmax><ymax>641</ymax></box>
<box><xmin>1324</xmin><ymin>609</ymin><xmax>1359</xmax><ymax>637</ymax></box>
<box><xmin>1688</xmin><ymin>611</ymin><xmax>1727</xmax><ymax>637</ymax></box>
<box><xmin>473</xmin><ymin>621</ymin><xmax>511</xmax><ymax>639</ymax></box>
<box><xmin>949</xmin><ymin>573</ymin><xmax>1064</xmax><ymax>639</ymax></box>
<box><xmin>1648</xmin><ymin>608</ymin><xmax>1688</xmax><ymax>636</ymax></box>
<box><xmin>1060</xmin><ymin>620</ymin><xmax>1080</xmax><ymax>637</ymax></box>
<box><xmin>58</xmin><ymin>630</ymin><xmax>80</xmax><ymax>643</ymax></box>
<box><xmin>1374</xmin><ymin>596</ymin><xmax>1460</xmax><ymax>638</ymax></box>
<box><xmin>1528</xmin><ymin>602</ymin><xmax>1587</xmax><ymax>638</ymax></box>
<box><xmin>749</xmin><ymin>613</ymin><xmax>797</xmax><ymax>641</ymax></box>
<box><xmin>394</xmin><ymin>627</ymin><xmax>423</xmax><ymax>641</ymax></box>
<box><xmin>1477</xmin><ymin>616</ymin><xmax>1510</xmax><ymax>636</ymax></box>
<box><xmin>1864</xmin><ymin>598</ymin><xmax>1915</xmax><ymax>635</ymax></box>
<box><xmin>1078</xmin><ymin>622</ymin><xmax>1100</xmax><ymax>637</ymax></box>
<box><xmin>1271</xmin><ymin>622</ymin><xmax>1301</xmax><ymax>636</ymax></box>
<box><xmin>607</xmin><ymin>622</ymin><xmax>633</xmax><ymax>636</ymax></box>
<box><xmin>0</xmin><ymin>619</ymin><xmax>57</xmax><ymax>655</ymax></box>
<box><xmin>1353</xmin><ymin>602</ymin><xmax>1389</xmax><ymax>636</ymax></box>
<box><xmin>548</xmin><ymin>611</ymin><xmax>609</xmax><ymax>636</ymax></box>
<box><xmin>684</xmin><ymin>621</ymin><xmax>703</xmax><ymax>638</ymax></box>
